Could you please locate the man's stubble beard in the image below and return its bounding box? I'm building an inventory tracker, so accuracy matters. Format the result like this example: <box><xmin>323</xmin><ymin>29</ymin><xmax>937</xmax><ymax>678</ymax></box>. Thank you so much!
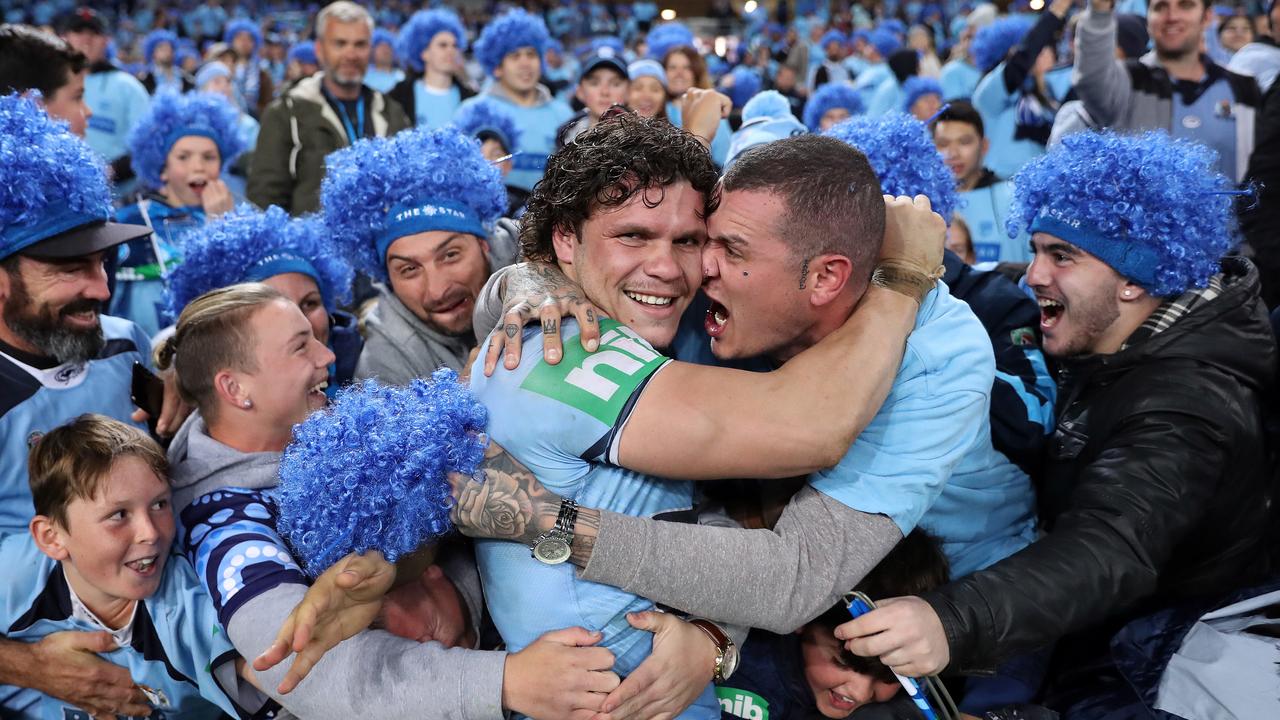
<box><xmin>2</xmin><ymin>272</ymin><xmax>104</xmax><ymax>364</ymax></box>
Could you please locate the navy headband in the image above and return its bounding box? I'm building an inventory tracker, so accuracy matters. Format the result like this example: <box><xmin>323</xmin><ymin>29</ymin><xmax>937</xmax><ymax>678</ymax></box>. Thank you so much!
<box><xmin>376</xmin><ymin>198</ymin><xmax>487</xmax><ymax>264</ymax></box>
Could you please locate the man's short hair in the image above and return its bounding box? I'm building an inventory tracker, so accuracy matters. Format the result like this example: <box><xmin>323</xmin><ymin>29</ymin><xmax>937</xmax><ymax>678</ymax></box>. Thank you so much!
<box><xmin>721</xmin><ymin>135</ymin><xmax>884</xmax><ymax>293</ymax></box>
<box><xmin>316</xmin><ymin>0</ymin><xmax>374</xmax><ymax>37</ymax></box>
<box><xmin>0</xmin><ymin>24</ymin><xmax>87</xmax><ymax>97</ymax></box>
<box><xmin>28</xmin><ymin>414</ymin><xmax>169</xmax><ymax>528</ymax></box>
<box><xmin>930</xmin><ymin>99</ymin><xmax>984</xmax><ymax>138</ymax></box>
<box><xmin>519</xmin><ymin>112</ymin><xmax>721</xmax><ymax>263</ymax></box>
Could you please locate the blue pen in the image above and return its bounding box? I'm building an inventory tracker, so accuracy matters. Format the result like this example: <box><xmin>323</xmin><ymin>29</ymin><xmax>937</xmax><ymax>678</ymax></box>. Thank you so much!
<box><xmin>846</xmin><ymin>596</ymin><xmax>940</xmax><ymax>720</ymax></box>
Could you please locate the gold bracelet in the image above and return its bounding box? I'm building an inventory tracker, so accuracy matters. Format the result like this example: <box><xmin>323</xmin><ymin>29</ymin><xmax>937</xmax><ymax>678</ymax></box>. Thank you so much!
<box><xmin>870</xmin><ymin>262</ymin><xmax>943</xmax><ymax>303</ymax></box>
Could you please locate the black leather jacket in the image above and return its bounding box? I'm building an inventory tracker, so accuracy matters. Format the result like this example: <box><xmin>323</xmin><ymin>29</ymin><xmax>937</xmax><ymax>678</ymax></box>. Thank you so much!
<box><xmin>923</xmin><ymin>257</ymin><xmax>1277</xmax><ymax>673</ymax></box>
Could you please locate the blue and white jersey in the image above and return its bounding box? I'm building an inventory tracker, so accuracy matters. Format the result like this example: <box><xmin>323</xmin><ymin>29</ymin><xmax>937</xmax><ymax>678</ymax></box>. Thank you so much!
<box><xmin>179</xmin><ymin>487</ymin><xmax>309</xmax><ymax>630</ymax></box>
<box><xmin>0</xmin><ymin>534</ymin><xmax>268</xmax><ymax>719</ymax></box>
<box><xmin>957</xmin><ymin>179</ymin><xmax>1029</xmax><ymax>264</ymax></box>
<box><xmin>113</xmin><ymin>199</ymin><xmax>204</xmax><ymax>337</ymax></box>
<box><xmin>808</xmin><ymin>284</ymin><xmax>1036</xmax><ymax>578</ymax></box>
<box><xmin>84</xmin><ymin>69</ymin><xmax>152</xmax><ymax>163</ymax></box>
<box><xmin>459</xmin><ymin>93</ymin><xmax>573</xmax><ymax>192</ymax></box>
<box><xmin>469</xmin><ymin>318</ymin><xmax>717</xmax><ymax>719</ymax></box>
<box><xmin>0</xmin><ymin>316</ymin><xmax>151</xmax><ymax>535</ymax></box>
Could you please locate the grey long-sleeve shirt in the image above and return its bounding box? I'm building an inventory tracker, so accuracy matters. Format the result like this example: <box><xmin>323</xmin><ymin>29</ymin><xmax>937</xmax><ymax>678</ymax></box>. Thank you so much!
<box><xmin>582</xmin><ymin>486</ymin><xmax>903</xmax><ymax>633</ymax></box>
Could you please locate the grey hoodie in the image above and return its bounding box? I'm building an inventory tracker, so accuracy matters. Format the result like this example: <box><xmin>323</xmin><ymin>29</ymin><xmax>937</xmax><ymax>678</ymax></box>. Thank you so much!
<box><xmin>356</xmin><ymin>220</ymin><xmax>520</xmax><ymax>386</ymax></box>
<box><xmin>168</xmin><ymin>413</ymin><xmax>506</xmax><ymax>720</ymax></box>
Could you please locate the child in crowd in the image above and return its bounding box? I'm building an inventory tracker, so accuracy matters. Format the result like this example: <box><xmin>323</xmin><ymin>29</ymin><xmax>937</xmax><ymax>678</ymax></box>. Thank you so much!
<box><xmin>0</xmin><ymin>414</ymin><xmax>272</xmax><ymax>719</ymax></box>
<box><xmin>717</xmin><ymin>531</ymin><xmax>949</xmax><ymax>720</ymax></box>
<box><xmin>113</xmin><ymin>90</ymin><xmax>247</xmax><ymax>337</ymax></box>
<box><xmin>555</xmin><ymin>49</ymin><xmax>631</xmax><ymax>148</ymax></box>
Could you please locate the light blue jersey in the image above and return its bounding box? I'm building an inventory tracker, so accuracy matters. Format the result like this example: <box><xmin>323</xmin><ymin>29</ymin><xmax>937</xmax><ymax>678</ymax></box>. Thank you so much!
<box><xmin>808</xmin><ymin>284</ymin><xmax>1036</xmax><ymax>577</ymax></box>
<box><xmin>0</xmin><ymin>534</ymin><xmax>266</xmax><ymax>719</ymax></box>
<box><xmin>469</xmin><ymin>318</ymin><xmax>718</xmax><ymax>720</ymax></box>
<box><xmin>364</xmin><ymin>67</ymin><xmax>405</xmax><ymax>95</ymax></box>
<box><xmin>0</xmin><ymin>316</ymin><xmax>151</xmax><ymax>535</ymax></box>
<box><xmin>113</xmin><ymin>199</ymin><xmax>204</xmax><ymax>337</ymax></box>
<box><xmin>865</xmin><ymin>75</ymin><xmax>903</xmax><ymax>117</ymax></box>
<box><xmin>459</xmin><ymin>91</ymin><xmax>573</xmax><ymax>192</ymax></box>
<box><xmin>666</xmin><ymin>103</ymin><xmax>733</xmax><ymax>167</ymax></box>
<box><xmin>939</xmin><ymin>59</ymin><xmax>982</xmax><ymax>100</ymax></box>
<box><xmin>852</xmin><ymin>63</ymin><xmax>891</xmax><ymax>93</ymax></box>
<box><xmin>84</xmin><ymin>69</ymin><xmax>151</xmax><ymax>163</ymax></box>
<box><xmin>957</xmin><ymin>180</ymin><xmax>1029</xmax><ymax>264</ymax></box>
<box><xmin>414</xmin><ymin>81</ymin><xmax>462</xmax><ymax>130</ymax></box>
<box><xmin>972</xmin><ymin>63</ymin><xmax>1045</xmax><ymax>179</ymax></box>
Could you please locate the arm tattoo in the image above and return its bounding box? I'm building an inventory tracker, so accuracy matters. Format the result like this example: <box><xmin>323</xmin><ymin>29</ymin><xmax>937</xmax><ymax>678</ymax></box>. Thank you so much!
<box><xmin>452</xmin><ymin>441</ymin><xmax>560</xmax><ymax>546</ymax></box>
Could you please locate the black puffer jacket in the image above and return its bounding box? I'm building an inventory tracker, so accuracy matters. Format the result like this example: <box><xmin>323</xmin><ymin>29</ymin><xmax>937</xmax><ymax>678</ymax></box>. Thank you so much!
<box><xmin>922</xmin><ymin>257</ymin><xmax>1277</xmax><ymax>674</ymax></box>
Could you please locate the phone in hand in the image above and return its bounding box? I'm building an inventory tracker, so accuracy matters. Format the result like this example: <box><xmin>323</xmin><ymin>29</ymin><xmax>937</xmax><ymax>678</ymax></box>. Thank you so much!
<box><xmin>131</xmin><ymin>362</ymin><xmax>166</xmax><ymax>438</ymax></box>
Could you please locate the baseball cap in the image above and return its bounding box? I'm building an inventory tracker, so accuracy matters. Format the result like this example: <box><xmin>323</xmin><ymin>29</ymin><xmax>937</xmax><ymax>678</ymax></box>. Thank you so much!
<box><xmin>16</xmin><ymin>219</ymin><xmax>151</xmax><ymax>260</ymax></box>
<box><xmin>55</xmin><ymin>8</ymin><xmax>108</xmax><ymax>36</ymax></box>
<box><xmin>579</xmin><ymin>48</ymin><xmax>629</xmax><ymax>83</ymax></box>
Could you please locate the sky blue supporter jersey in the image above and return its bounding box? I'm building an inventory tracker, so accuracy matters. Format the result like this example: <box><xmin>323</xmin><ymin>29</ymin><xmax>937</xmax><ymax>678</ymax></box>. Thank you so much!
<box><xmin>0</xmin><ymin>316</ymin><xmax>151</xmax><ymax>535</ymax></box>
<box><xmin>459</xmin><ymin>93</ymin><xmax>574</xmax><ymax>193</ymax></box>
<box><xmin>957</xmin><ymin>180</ymin><xmax>1029</xmax><ymax>264</ymax></box>
<box><xmin>0</xmin><ymin>533</ymin><xmax>269</xmax><ymax>719</ymax></box>
<box><xmin>807</xmin><ymin>283</ymin><xmax>1037</xmax><ymax>578</ymax></box>
<box><xmin>468</xmin><ymin>318</ymin><xmax>717</xmax><ymax>719</ymax></box>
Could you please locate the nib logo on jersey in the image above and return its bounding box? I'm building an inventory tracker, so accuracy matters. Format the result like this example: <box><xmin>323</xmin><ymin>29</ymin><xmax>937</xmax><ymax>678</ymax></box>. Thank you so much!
<box><xmin>521</xmin><ymin>319</ymin><xmax>667</xmax><ymax>424</ymax></box>
<box><xmin>716</xmin><ymin>688</ymin><xmax>769</xmax><ymax>720</ymax></box>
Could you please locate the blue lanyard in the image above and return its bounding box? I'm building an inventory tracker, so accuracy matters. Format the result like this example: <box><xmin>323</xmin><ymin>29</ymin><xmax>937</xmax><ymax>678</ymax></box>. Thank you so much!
<box><xmin>326</xmin><ymin>90</ymin><xmax>365</xmax><ymax>143</ymax></box>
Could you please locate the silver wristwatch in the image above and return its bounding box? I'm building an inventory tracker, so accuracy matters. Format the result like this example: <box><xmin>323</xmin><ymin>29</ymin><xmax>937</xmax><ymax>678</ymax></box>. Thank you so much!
<box><xmin>531</xmin><ymin>498</ymin><xmax>578</xmax><ymax>564</ymax></box>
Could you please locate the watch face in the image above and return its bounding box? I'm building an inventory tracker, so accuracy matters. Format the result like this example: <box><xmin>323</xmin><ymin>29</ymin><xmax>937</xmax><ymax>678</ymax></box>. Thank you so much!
<box><xmin>533</xmin><ymin>537</ymin><xmax>572</xmax><ymax>564</ymax></box>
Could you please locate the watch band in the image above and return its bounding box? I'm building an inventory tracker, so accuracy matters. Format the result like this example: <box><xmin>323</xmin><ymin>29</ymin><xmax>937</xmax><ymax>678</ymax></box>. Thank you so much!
<box><xmin>871</xmin><ymin>260</ymin><xmax>944</xmax><ymax>303</ymax></box>
<box><xmin>688</xmin><ymin>619</ymin><xmax>733</xmax><ymax>682</ymax></box>
<box><xmin>554</xmin><ymin>497</ymin><xmax>578</xmax><ymax>537</ymax></box>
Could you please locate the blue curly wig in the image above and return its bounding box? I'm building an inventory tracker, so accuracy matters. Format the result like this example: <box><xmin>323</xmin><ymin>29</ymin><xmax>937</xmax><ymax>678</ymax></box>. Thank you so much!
<box><xmin>819</xmin><ymin>29</ymin><xmax>847</xmax><ymax>49</ymax></box>
<box><xmin>1008</xmin><ymin>130</ymin><xmax>1234</xmax><ymax>297</ymax></box>
<box><xmin>372</xmin><ymin>28</ymin><xmax>396</xmax><ymax>51</ymax></box>
<box><xmin>451</xmin><ymin>97</ymin><xmax>522</xmax><ymax>155</ymax></box>
<box><xmin>474</xmin><ymin>9</ymin><xmax>550</xmax><ymax>76</ymax></box>
<box><xmin>396</xmin><ymin>8</ymin><xmax>468</xmax><ymax>73</ymax></box>
<box><xmin>646</xmin><ymin>22</ymin><xmax>696</xmax><ymax>60</ymax></box>
<box><xmin>143</xmin><ymin>29</ymin><xmax>178</xmax><ymax>64</ymax></box>
<box><xmin>901</xmin><ymin>76</ymin><xmax>944</xmax><ymax>112</ymax></box>
<box><xmin>127</xmin><ymin>90</ymin><xmax>248</xmax><ymax>189</ymax></box>
<box><xmin>881</xmin><ymin>19</ymin><xmax>909</xmax><ymax>36</ymax></box>
<box><xmin>322</xmin><ymin>125</ymin><xmax>507</xmax><ymax>282</ymax></box>
<box><xmin>723</xmin><ymin>66</ymin><xmax>763</xmax><ymax>109</ymax></box>
<box><xmin>0</xmin><ymin>94</ymin><xmax>112</xmax><ymax>259</ymax></box>
<box><xmin>743</xmin><ymin>90</ymin><xmax>794</xmax><ymax>122</ymax></box>
<box><xmin>803</xmin><ymin>82</ymin><xmax>865</xmax><ymax>131</ymax></box>
<box><xmin>164</xmin><ymin>206</ymin><xmax>353</xmax><ymax>320</ymax></box>
<box><xmin>288</xmin><ymin>41</ymin><xmax>316</xmax><ymax>65</ymax></box>
<box><xmin>275</xmin><ymin>371</ymin><xmax>488</xmax><ymax>576</ymax></box>
<box><xmin>972</xmin><ymin>15</ymin><xmax>1034</xmax><ymax>73</ymax></box>
<box><xmin>583</xmin><ymin>35</ymin><xmax>626</xmax><ymax>59</ymax></box>
<box><xmin>824</xmin><ymin>111</ymin><xmax>958</xmax><ymax>222</ymax></box>
<box><xmin>223</xmin><ymin>18</ymin><xmax>261</xmax><ymax>54</ymax></box>
<box><xmin>869</xmin><ymin>27</ymin><xmax>903</xmax><ymax>58</ymax></box>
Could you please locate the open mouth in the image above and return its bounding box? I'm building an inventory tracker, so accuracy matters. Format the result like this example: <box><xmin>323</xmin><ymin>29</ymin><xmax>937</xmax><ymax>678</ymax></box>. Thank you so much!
<box><xmin>125</xmin><ymin>555</ymin><xmax>159</xmax><ymax>576</ymax></box>
<box><xmin>624</xmin><ymin>290</ymin><xmax>674</xmax><ymax>308</ymax></box>
<box><xmin>309</xmin><ymin>380</ymin><xmax>328</xmax><ymax>398</ymax></box>
<box><xmin>828</xmin><ymin>690</ymin><xmax>858</xmax><ymax>712</ymax></box>
<box><xmin>188</xmin><ymin>179</ymin><xmax>208</xmax><ymax>196</ymax></box>
<box><xmin>1038</xmin><ymin>297</ymin><xmax>1064</xmax><ymax>330</ymax></box>
<box><xmin>705</xmin><ymin>299</ymin><xmax>729</xmax><ymax>337</ymax></box>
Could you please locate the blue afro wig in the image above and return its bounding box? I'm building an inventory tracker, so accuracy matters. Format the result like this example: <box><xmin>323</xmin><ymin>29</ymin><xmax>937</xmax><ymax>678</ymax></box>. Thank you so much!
<box><xmin>288</xmin><ymin>41</ymin><xmax>317</xmax><ymax>65</ymax></box>
<box><xmin>868</xmin><ymin>27</ymin><xmax>903</xmax><ymax>59</ymax></box>
<box><xmin>322</xmin><ymin>125</ymin><xmax>507</xmax><ymax>282</ymax></box>
<box><xmin>881</xmin><ymin>19</ymin><xmax>909</xmax><ymax>36</ymax></box>
<box><xmin>451</xmin><ymin>97</ymin><xmax>522</xmax><ymax>155</ymax></box>
<box><xmin>646</xmin><ymin>22</ymin><xmax>696</xmax><ymax>60</ymax></box>
<box><xmin>583</xmin><ymin>35</ymin><xmax>626</xmax><ymax>59</ymax></box>
<box><xmin>820</xmin><ymin>29</ymin><xmax>847</xmax><ymax>49</ymax></box>
<box><xmin>803</xmin><ymin>82</ymin><xmax>865</xmax><ymax>130</ymax></box>
<box><xmin>742</xmin><ymin>90</ymin><xmax>795</xmax><ymax>122</ymax></box>
<box><xmin>223</xmin><ymin>18</ymin><xmax>261</xmax><ymax>54</ymax></box>
<box><xmin>372</xmin><ymin>28</ymin><xmax>396</xmax><ymax>51</ymax></box>
<box><xmin>143</xmin><ymin>29</ymin><xmax>178</xmax><ymax>64</ymax></box>
<box><xmin>164</xmin><ymin>206</ymin><xmax>354</xmax><ymax>320</ymax></box>
<box><xmin>722</xmin><ymin>66</ymin><xmax>763</xmax><ymax>109</ymax></box>
<box><xmin>276</xmin><ymin>372</ymin><xmax>488</xmax><ymax>576</ymax></box>
<box><xmin>0</xmin><ymin>94</ymin><xmax>111</xmax><ymax>259</ymax></box>
<box><xmin>972</xmin><ymin>15</ymin><xmax>1034</xmax><ymax>72</ymax></box>
<box><xmin>902</xmin><ymin>76</ymin><xmax>944</xmax><ymax>112</ymax></box>
<box><xmin>824</xmin><ymin>111</ymin><xmax>958</xmax><ymax>222</ymax></box>
<box><xmin>396</xmin><ymin>8</ymin><xmax>468</xmax><ymax>73</ymax></box>
<box><xmin>127</xmin><ymin>90</ymin><xmax>248</xmax><ymax>189</ymax></box>
<box><xmin>1008</xmin><ymin>130</ymin><xmax>1234</xmax><ymax>297</ymax></box>
<box><xmin>474</xmin><ymin>8</ymin><xmax>550</xmax><ymax>76</ymax></box>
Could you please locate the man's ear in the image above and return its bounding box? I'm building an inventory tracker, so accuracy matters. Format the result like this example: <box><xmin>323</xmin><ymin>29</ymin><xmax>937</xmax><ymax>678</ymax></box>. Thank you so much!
<box><xmin>30</xmin><ymin>515</ymin><xmax>70</xmax><ymax>561</ymax></box>
<box><xmin>1118</xmin><ymin>281</ymin><xmax>1149</xmax><ymax>303</ymax></box>
<box><xmin>551</xmin><ymin>224</ymin><xmax>578</xmax><ymax>267</ymax></box>
<box><xmin>805</xmin><ymin>253</ymin><xmax>855</xmax><ymax>307</ymax></box>
<box><xmin>214</xmin><ymin>369</ymin><xmax>248</xmax><ymax>411</ymax></box>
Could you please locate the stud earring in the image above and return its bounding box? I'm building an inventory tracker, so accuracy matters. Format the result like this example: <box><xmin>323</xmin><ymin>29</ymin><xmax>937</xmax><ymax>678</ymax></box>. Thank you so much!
<box><xmin>243</xmin><ymin>399</ymin><xmax>253</xmax><ymax>409</ymax></box>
